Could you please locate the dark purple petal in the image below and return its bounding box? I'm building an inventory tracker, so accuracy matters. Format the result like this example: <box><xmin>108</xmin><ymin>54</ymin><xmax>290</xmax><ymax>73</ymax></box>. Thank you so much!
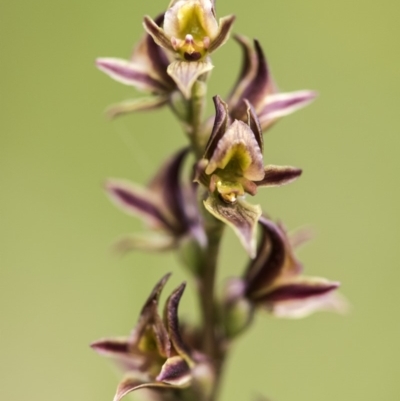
<box><xmin>105</xmin><ymin>179</ymin><xmax>176</xmax><ymax>233</ymax></box>
<box><xmin>148</xmin><ymin>148</ymin><xmax>190</xmax><ymax>236</ymax></box>
<box><xmin>91</xmin><ymin>338</ymin><xmax>130</xmax><ymax>356</ymax></box>
<box><xmin>230</xmin><ymin>40</ymin><xmax>274</xmax><ymax>120</ymax></box>
<box><xmin>90</xmin><ymin>337</ymin><xmax>145</xmax><ymax>372</ymax></box>
<box><xmin>164</xmin><ymin>283</ymin><xmax>193</xmax><ymax>364</ymax></box>
<box><xmin>258</xmin><ymin>91</ymin><xmax>317</xmax><ymax>127</ymax></box>
<box><xmin>227</xmin><ymin>35</ymin><xmax>257</xmax><ymax>109</ymax></box>
<box><xmin>244</xmin><ymin>217</ymin><xmax>302</xmax><ymax>298</ymax></box>
<box><xmin>156</xmin><ymin>356</ymin><xmax>192</xmax><ymax>386</ymax></box>
<box><xmin>262</xmin><ymin>280</ymin><xmax>340</xmax><ymax>303</ymax></box>
<box><xmin>245</xmin><ymin>99</ymin><xmax>263</xmax><ymax>152</ymax></box>
<box><xmin>130</xmin><ymin>273</ymin><xmax>171</xmax><ymax>346</ymax></box>
<box><xmin>255</xmin><ymin>165</ymin><xmax>302</xmax><ymax>187</ymax></box>
<box><xmin>204</xmin><ymin>96</ymin><xmax>231</xmax><ymax>160</ymax></box>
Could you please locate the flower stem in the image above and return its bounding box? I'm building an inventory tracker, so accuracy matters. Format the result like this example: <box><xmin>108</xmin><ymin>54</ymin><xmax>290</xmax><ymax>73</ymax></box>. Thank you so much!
<box><xmin>189</xmin><ymin>76</ymin><xmax>209</xmax><ymax>158</ymax></box>
<box><xmin>199</xmin><ymin>214</ymin><xmax>224</xmax><ymax>358</ymax></box>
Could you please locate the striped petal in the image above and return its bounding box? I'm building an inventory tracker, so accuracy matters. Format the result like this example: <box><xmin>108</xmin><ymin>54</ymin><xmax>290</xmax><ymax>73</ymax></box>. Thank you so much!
<box><xmin>262</xmin><ymin>277</ymin><xmax>343</xmax><ymax>319</ymax></box>
<box><xmin>105</xmin><ymin>179</ymin><xmax>176</xmax><ymax>233</ymax></box>
<box><xmin>96</xmin><ymin>58</ymin><xmax>169</xmax><ymax>93</ymax></box>
<box><xmin>164</xmin><ymin>283</ymin><xmax>194</xmax><ymax>366</ymax></box>
<box><xmin>203</xmin><ymin>96</ymin><xmax>231</xmax><ymax>160</ymax></box>
<box><xmin>228</xmin><ymin>39</ymin><xmax>275</xmax><ymax>121</ymax></box>
<box><xmin>258</xmin><ymin>90</ymin><xmax>317</xmax><ymax>130</ymax></box>
<box><xmin>148</xmin><ymin>148</ymin><xmax>189</xmax><ymax>232</ymax></box>
<box><xmin>255</xmin><ymin>165</ymin><xmax>302</xmax><ymax>187</ymax></box>
<box><xmin>156</xmin><ymin>356</ymin><xmax>192</xmax><ymax>386</ymax></box>
<box><xmin>143</xmin><ymin>15</ymin><xmax>175</xmax><ymax>51</ymax></box>
<box><xmin>244</xmin><ymin>217</ymin><xmax>302</xmax><ymax>298</ymax></box>
<box><xmin>227</xmin><ymin>35</ymin><xmax>258</xmax><ymax>110</ymax></box>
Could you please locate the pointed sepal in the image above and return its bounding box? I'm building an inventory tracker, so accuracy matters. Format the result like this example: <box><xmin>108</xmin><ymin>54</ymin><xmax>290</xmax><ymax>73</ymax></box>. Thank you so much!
<box><xmin>204</xmin><ymin>95</ymin><xmax>231</xmax><ymax>160</ymax></box>
<box><xmin>258</xmin><ymin>90</ymin><xmax>318</xmax><ymax>130</ymax></box>
<box><xmin>105</xmin><ymin>179</ymin><xmax>175</xmax><ymax>232</ymax></box>
<box><xmin>96</xmin><ymin>58</ymin><xmax>168</xmax><ymax>93</ymax></box>
<box><xmin>262</xmin><ymin>277</ymin><xmax>344</xmax><ymax>319</ymax></box>
<box><xmin>164</xmin><ymin>283</ymin><xmax>194</xmax><ymax>365</ymax></box>
<box><xmin>255</xmin><ymin>165</ymin><xmax>302</xmax><ymax>187</ymax></box>
<box><xmin>208</xmin><ymin>15</ymin><xmax>236</xmax><ymax>52</ymax></box>
<box><xmin>143</xmin><ymin>15</ymin><xmax>175</xmax><ymax>51</ymax></box>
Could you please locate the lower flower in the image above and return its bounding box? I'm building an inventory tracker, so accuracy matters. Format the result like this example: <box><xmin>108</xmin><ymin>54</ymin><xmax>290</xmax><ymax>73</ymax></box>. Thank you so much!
<box><xmin>91</xmin><ymin>274</ymin><xmax>212</xmax><ymax>401</ymax></box>
<box><xmin>223</xmin><ymin>217</ymin><xmax>347</xmax><ymax>337</ymax></box>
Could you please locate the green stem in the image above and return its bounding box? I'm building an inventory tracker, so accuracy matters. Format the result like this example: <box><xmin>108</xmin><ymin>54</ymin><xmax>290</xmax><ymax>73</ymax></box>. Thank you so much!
<box><xmin>198</xmin><ymin>213</ymin><xmax>224</xmax><ymax>359</ymax></box>
<box><xmin>188</xmin><ymin>73</ymin><xmax>227</xmax><ymax>401</ymax></box>
<box><xmin>189</xmin><ymin>75</ymin><xmax>209</xmax><ymax>158</ymax></box>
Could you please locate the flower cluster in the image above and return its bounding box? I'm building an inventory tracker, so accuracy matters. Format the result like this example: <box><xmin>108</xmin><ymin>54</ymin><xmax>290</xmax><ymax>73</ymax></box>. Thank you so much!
<box><xmin>92</xmin><ymin>274</ymin><xmax>213</xmax><ymax>401</ymax></box>
<box><xmin>93</xmin><ymin>1</ymin><xmax>345</xmax><ymax>401</ymax></box>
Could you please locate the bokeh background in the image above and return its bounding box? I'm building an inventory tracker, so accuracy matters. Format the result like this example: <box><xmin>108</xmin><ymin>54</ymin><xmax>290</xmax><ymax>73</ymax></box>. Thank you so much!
<box><xmin>1</xmin><ymin>0</ymin><xmax>399</xmax><ymax>400</ymax></box>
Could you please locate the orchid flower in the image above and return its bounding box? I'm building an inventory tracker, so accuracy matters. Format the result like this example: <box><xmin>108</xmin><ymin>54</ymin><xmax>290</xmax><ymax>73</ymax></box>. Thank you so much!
<box><xmin>106</xmin><ymin>148</ymin><xmax>206</xmax><ymax>254</ymax></box>
<box><xmin>224</xmin><ymin>217</ymin><xmax>344</xmax><ymax>337</ymax></box>
<box><xmin>91</xmin><ymin>274</ymin><xmax>205</xmax><ymax>401</ymax></box>
<box><xmin>143</xmin><ymin>0</ymin><xmax>235</xmax><ymax>99</ymax></box>
<box><xmin>96</xmin><ymin>15</ymin><xmax>176</xmax><ymax>118</ymax></box>
<box><xmin>196</xmin><ymin>96</ymin><xmax>302</xmax><ymax>256</ymax></box>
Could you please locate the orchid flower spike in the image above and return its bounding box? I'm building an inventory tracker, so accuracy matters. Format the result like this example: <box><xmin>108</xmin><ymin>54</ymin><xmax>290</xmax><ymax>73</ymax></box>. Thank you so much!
<box><xmin>196</xmin><ymin>96</ymin><xmax>302</xmax><ymax>257</ymax></box>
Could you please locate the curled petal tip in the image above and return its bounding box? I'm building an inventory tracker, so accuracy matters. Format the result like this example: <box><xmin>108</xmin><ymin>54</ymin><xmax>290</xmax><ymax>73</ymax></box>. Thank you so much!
<box><xmin>156</xmin><ymin>356</ymin><xmax>191</xmax><ymax>386</ymax></box>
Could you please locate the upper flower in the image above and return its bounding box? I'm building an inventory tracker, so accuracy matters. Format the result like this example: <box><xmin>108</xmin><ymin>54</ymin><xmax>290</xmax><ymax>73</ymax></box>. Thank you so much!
<box><xmin>196</xmin><ymin>96</ymin><xmax>302</xmax><ymax>256</ymax></box>
<box><xmin>91</xmin><ymin>274</ymin><xmax>205</xmax><ymax>401</ymax></box>
<box><xmin>96</xmin><ymin>15</ymin><xmax>177</xmax><ymax>118</ymax></box>
<box><xmin>143</xmin><ymin>0</ymin><xmax>235</xmax><ymax>62</ymax></box>
<box><xmin>106</xmin><ymin>148</ymin><xmax>206</xmax><ymax>254</ymax></box>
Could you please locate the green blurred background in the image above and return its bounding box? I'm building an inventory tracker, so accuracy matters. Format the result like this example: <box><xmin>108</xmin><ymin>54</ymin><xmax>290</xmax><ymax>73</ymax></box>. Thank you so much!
<box><xmin>1</xmin><ymin>0</ymin><xmax>399</xmax><ymax>400</ymax></box>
